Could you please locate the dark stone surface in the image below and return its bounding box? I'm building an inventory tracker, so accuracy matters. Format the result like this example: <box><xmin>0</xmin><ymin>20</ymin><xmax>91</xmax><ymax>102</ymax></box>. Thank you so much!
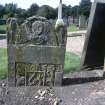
<box><xmin>81</xmin><ymin>1</ymin><xmax>105</xmax><ymax>70</ymax></box>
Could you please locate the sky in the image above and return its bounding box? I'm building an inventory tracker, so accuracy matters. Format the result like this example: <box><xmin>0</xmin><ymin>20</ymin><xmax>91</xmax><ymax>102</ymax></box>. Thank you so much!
<box><xmin>0</xmin><ymin>0</ymin><xmax>94</xmax><ymax>9</ymax></box>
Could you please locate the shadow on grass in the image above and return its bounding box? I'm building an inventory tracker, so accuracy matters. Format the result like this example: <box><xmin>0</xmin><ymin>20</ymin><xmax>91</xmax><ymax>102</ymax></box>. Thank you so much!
<box><xmin>63</xmin><ymin>76</ymin><xmax>105</xmax><ymax>86</ymax></box>
<box><xmin>0</xmin><ymin>30</ymin><xmax>6</xmax><ymax>34</ymax></box>
<box><xmin>0</xmin><ymin>35</ymin><xmax>6</xmax><ymax>40</ymax></box>
<box><xmin>64</xmin><ymin>66</ymin><xmax>80</xmax><ymax>74</ymax></box>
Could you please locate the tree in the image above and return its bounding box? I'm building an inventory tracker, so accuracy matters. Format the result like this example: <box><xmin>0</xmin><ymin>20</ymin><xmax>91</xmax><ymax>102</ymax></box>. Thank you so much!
<box><xmin>5</xmin><ymin>3</ymin><xmax>17</xmax><ymax>17</ymax></box>
<box><xmin>79</xmin><ymin>0</ymin><xmax>92</xmax><ymax>17</ymax></box>
<box><xmin>27</xmin><ymin>3</ymin><xmax>39</xmax><ymax>17</ymax></box>
<box><xmin>71</xmin><ymin>6</ymin><xmax>79</xmax><ymax>17</ymax></box>
<box><xmin>62</xmin><ymin>4</ymin><xmax>72</xmax><ymax>17</ymax></box>
<box><xmin>16</xmin><ymin>8</ymin><xmax>28</xmax><ymax>19</ymax></box>
<box><xmin>37</xmin><ymin>5</ymin><xmax>57</xmax><ymax>19</ymax></box>
<box><xmin>0</xmin><ymin>4</ymin><xmax>5</xmax><ymax>18</ymax></box>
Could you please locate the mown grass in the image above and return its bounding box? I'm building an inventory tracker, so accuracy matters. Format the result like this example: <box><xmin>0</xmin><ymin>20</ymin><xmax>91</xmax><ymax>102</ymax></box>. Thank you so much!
<box><xmin>0</xmin><ymin>48</ymin><xmax>8</xmax><ymax>79</ymax></box>
<box><xmin>0</xmin><ymin>48</ymin><xmax>80</xmax><ymax>79</ymax></box>
<box><xmin>0</xmin><ymin>25</ymin><xmax>7</xmax><ymax>34</ymax></box>
<box><xmin>64</xmin><ymin>52</ymin><xmax>80</xmax><ymax>74</ymax></box>
<box><xmin>67</xmin><ymin>25</ymin><xmax>79</xmax><ymax>32</ymax></box>
<box><xmin>0</xmin><ymin>25</ymin><xmax>7</xmax><ymax>31</ymax></box>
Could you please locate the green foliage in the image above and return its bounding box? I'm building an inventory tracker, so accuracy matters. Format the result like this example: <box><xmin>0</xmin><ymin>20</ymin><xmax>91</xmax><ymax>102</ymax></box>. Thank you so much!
<box><xmin>79</xmin><ymin>0</ymin><xmax>92</xmax><ymax>17</ymax></box>
<box><xmin>0</xmin><ymin>1</ymin><xmax>92</xmax><ymax>19</ymax></box>
<box><xmin>71</xmin><ymin>6</ymin><xmax>79</xmax><ymax>17</ymax></box>
<box><xmin>16</xmin><ymin>8</ymin><xmax>28</xmax><ymax>19</ymax></box>
<box><xmin>5</xmin><ymin>3</ymin><xmax>17</xmax><ymax>18</ymax></box>
<box><xmin>27</xmin><ymin>3</ymin><xmax>39</xmax><ymax>17</ymax></box>
<box><xmin>62</xmin><ymin>4</ymin><xmax>72</xmax><ymax>17</ymax></box>
<box><xmin>36</xmin><ymin>5</ymin><xmax>57</xmax><ymax>19</ymax></box>
<box><xmin>0</xmin><ymin>5</ymin><xmax>5</xmax><ymax>18</ymax></box>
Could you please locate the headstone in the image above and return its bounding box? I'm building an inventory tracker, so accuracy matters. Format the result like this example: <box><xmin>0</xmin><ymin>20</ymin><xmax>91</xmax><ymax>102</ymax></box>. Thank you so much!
<box><xmin>7</xmin><ymin>16</ymin><xmax>67</xmax><ymax>87</ymax></box>
<box><xmin>74</xmin><ymin>17</ymin><xmax>79</xmax><ymax>27</ymax></box>
<box><xmin>69</xmin><ymin>16</ymin><xmax>74</xmax><ymax>25</ymax></box>
<box><xmin>80</xmin><ymin>0</ymin><xmax>105</xmax><ymax>70</ymax></box>
<box><xmin>79</xmin><ymin>15</ymin><xmax>87</xmax><ymax>29</ymax></box>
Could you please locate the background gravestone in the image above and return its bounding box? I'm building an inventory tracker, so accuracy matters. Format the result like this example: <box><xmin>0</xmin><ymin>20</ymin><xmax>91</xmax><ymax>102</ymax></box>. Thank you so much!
<box><xmin>80</xmin><ymin>0</ymin><xmax>105</xmax><ymax>70</ymax></box>
<box><xmin>7</xmin><ymin>16</ymin><xmax>67</xmax><ymax>87</ymax></box>
<box><xmin>79</xmin><ymin>15</ymin><xmax>87</xmax><ymax>29</ymax></box>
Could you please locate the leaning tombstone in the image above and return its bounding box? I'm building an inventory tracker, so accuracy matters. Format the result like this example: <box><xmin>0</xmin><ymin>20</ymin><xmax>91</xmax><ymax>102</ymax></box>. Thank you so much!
<box><xmin>7</xmin><ymin>16</ymin><xmax>67</xmax><ymax>87</ymax></box>
<box><xmin>80</xmin><ymin>0</ymin><xmax>105</xmax><ymax>71</ymax></box>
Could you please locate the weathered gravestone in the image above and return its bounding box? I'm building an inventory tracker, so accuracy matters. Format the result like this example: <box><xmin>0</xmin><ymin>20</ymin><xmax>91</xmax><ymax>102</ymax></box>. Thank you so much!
<box><xmin>80</xmin><ymin>0</ymin><xmax>105</xmax><ymax>70</ymax></box>
<box><xmin>7</xmin><ymin>16</ymin><xmax>67</xmax><ymax>87</ymax></box>
<box><xmin>79</xmin><ymin>15</ymin><xmax>87</xmax><ymax>29</ymax></box>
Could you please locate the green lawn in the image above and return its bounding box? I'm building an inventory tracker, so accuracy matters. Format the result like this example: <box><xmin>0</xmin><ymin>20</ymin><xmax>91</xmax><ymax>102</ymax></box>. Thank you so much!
<box><xmin>67</xmin><ymin>25</ymin><xmax>79</xmax><ymax>32</ymax></box>
<box><xmin>0</xmin><ymin>25</ymin><xmax>7</xmax><ymax>30</ymax></box>
<box><xmin>0</xmin><ymin>24</ymin><xmax>7</xmax><ymax>34</ymax></box>
<box><xmin>0</xmin><ymin>48</ymin><xmax>8</xmax><ymax>79</ymax></box>
<box><xmin>64</xmin><ymin>52</ymin><xmax>80</xmax><ymax>74</ymax></box>
<box><xmin>0</xmin><ymin>48</ymin><xmax>80</xmax><ymax>79</ymax></box>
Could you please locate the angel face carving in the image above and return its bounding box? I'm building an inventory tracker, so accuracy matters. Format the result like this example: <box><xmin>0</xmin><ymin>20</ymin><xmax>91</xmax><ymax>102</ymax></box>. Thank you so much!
<box><xmin>32</xmin><ymin>21</ymin><xmax>43</xmax><ymax>35</ymax></box>
<box><xmin>15</xmin><ymin>16</ymin><xmax>52</xmax><ymax>45</ymax></box>
<box><xmin>22</xmin><ymin>20</ymin><xmax>50</xmax><ymax>45</ymax></box>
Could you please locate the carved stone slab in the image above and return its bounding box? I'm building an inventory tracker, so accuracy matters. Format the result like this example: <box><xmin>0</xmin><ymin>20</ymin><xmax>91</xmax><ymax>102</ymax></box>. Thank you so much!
<box><xmin>7</xmin><ymin>16</ymin><xmax>67</xmax><ymax>87</ymax></box>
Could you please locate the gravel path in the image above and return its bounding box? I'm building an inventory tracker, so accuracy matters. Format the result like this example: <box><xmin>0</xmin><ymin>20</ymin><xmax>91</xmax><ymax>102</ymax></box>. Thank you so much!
<box><xmin>0</xmin><ymin>39</ymin><xmax>7</xmax><ymax>48</ymax></box>
<box><xmin>0</xmin><ymin>76</ymin><xmax>105</xmax><ymax>105</ymax></box>
<box><xmin>55</xmin><ymin>79</ymin><xmax>105</xmax><ymax>105</ymax></box>
<box><xmin>66</xmin><ymin>35</ymin><xmax>85</xmax><ymax>56</ymax></box>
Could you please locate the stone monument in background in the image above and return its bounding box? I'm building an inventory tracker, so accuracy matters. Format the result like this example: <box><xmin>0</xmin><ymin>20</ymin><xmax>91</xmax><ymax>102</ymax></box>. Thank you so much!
<box><xmin>79</xmin><ymin>15</ymin><xmax>87</xmax><ymax>29</ymax></box>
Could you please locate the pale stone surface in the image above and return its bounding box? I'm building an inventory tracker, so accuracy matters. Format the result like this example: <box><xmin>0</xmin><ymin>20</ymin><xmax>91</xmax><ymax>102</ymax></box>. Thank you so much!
<box><xmin>0</xmin><ymin>39</ymin><xmax>7</xmax><ymax>48</ymax></box>
<box><xmin>66</xmin><ymin>35</ymin><xmax>85</xmax><ymax>56</ymax></box>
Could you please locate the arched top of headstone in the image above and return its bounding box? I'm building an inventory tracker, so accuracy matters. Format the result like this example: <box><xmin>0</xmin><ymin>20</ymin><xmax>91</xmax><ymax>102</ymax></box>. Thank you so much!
<box><xmin>7</xmin><ymin>16</ymin><xmax>67</xmax><ymax>47</ymax></box>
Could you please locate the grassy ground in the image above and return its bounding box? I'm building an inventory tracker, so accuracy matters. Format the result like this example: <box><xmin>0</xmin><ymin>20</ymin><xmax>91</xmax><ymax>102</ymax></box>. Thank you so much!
<box><xmin>0</xmin><ymin>25</ymin><xmax>7</xmax><ymax>34</ymax></box>
<box><xmin>0</xmin><ymin>48</ymin><xmax>80</xmax><ymax>79</ymax></box>
<box><xmin>0</xmin><ymin>25</ymin><xmax>7</xmax><ymax>31</ymax></box>
<box><xmin>67</xmin><ymin>25</ymin><xmax>79</xmax><ymax>32</ymax></box>
<box><xmin>0</xmin><ymin>48</ymin><xmax>8</xmax><ymax>79</ymax></box>
<box><xmin>64</xmin><ymin>52</ymin><xmax>80</xmax><ymax>74</ymax></box>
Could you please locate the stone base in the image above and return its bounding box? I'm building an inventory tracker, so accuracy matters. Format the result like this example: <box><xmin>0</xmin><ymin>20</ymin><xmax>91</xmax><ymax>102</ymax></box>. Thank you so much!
<box><xmin>54</xmin><ymin>72</ymin><xmax>63</xmax><ymax>86</ymax></box>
